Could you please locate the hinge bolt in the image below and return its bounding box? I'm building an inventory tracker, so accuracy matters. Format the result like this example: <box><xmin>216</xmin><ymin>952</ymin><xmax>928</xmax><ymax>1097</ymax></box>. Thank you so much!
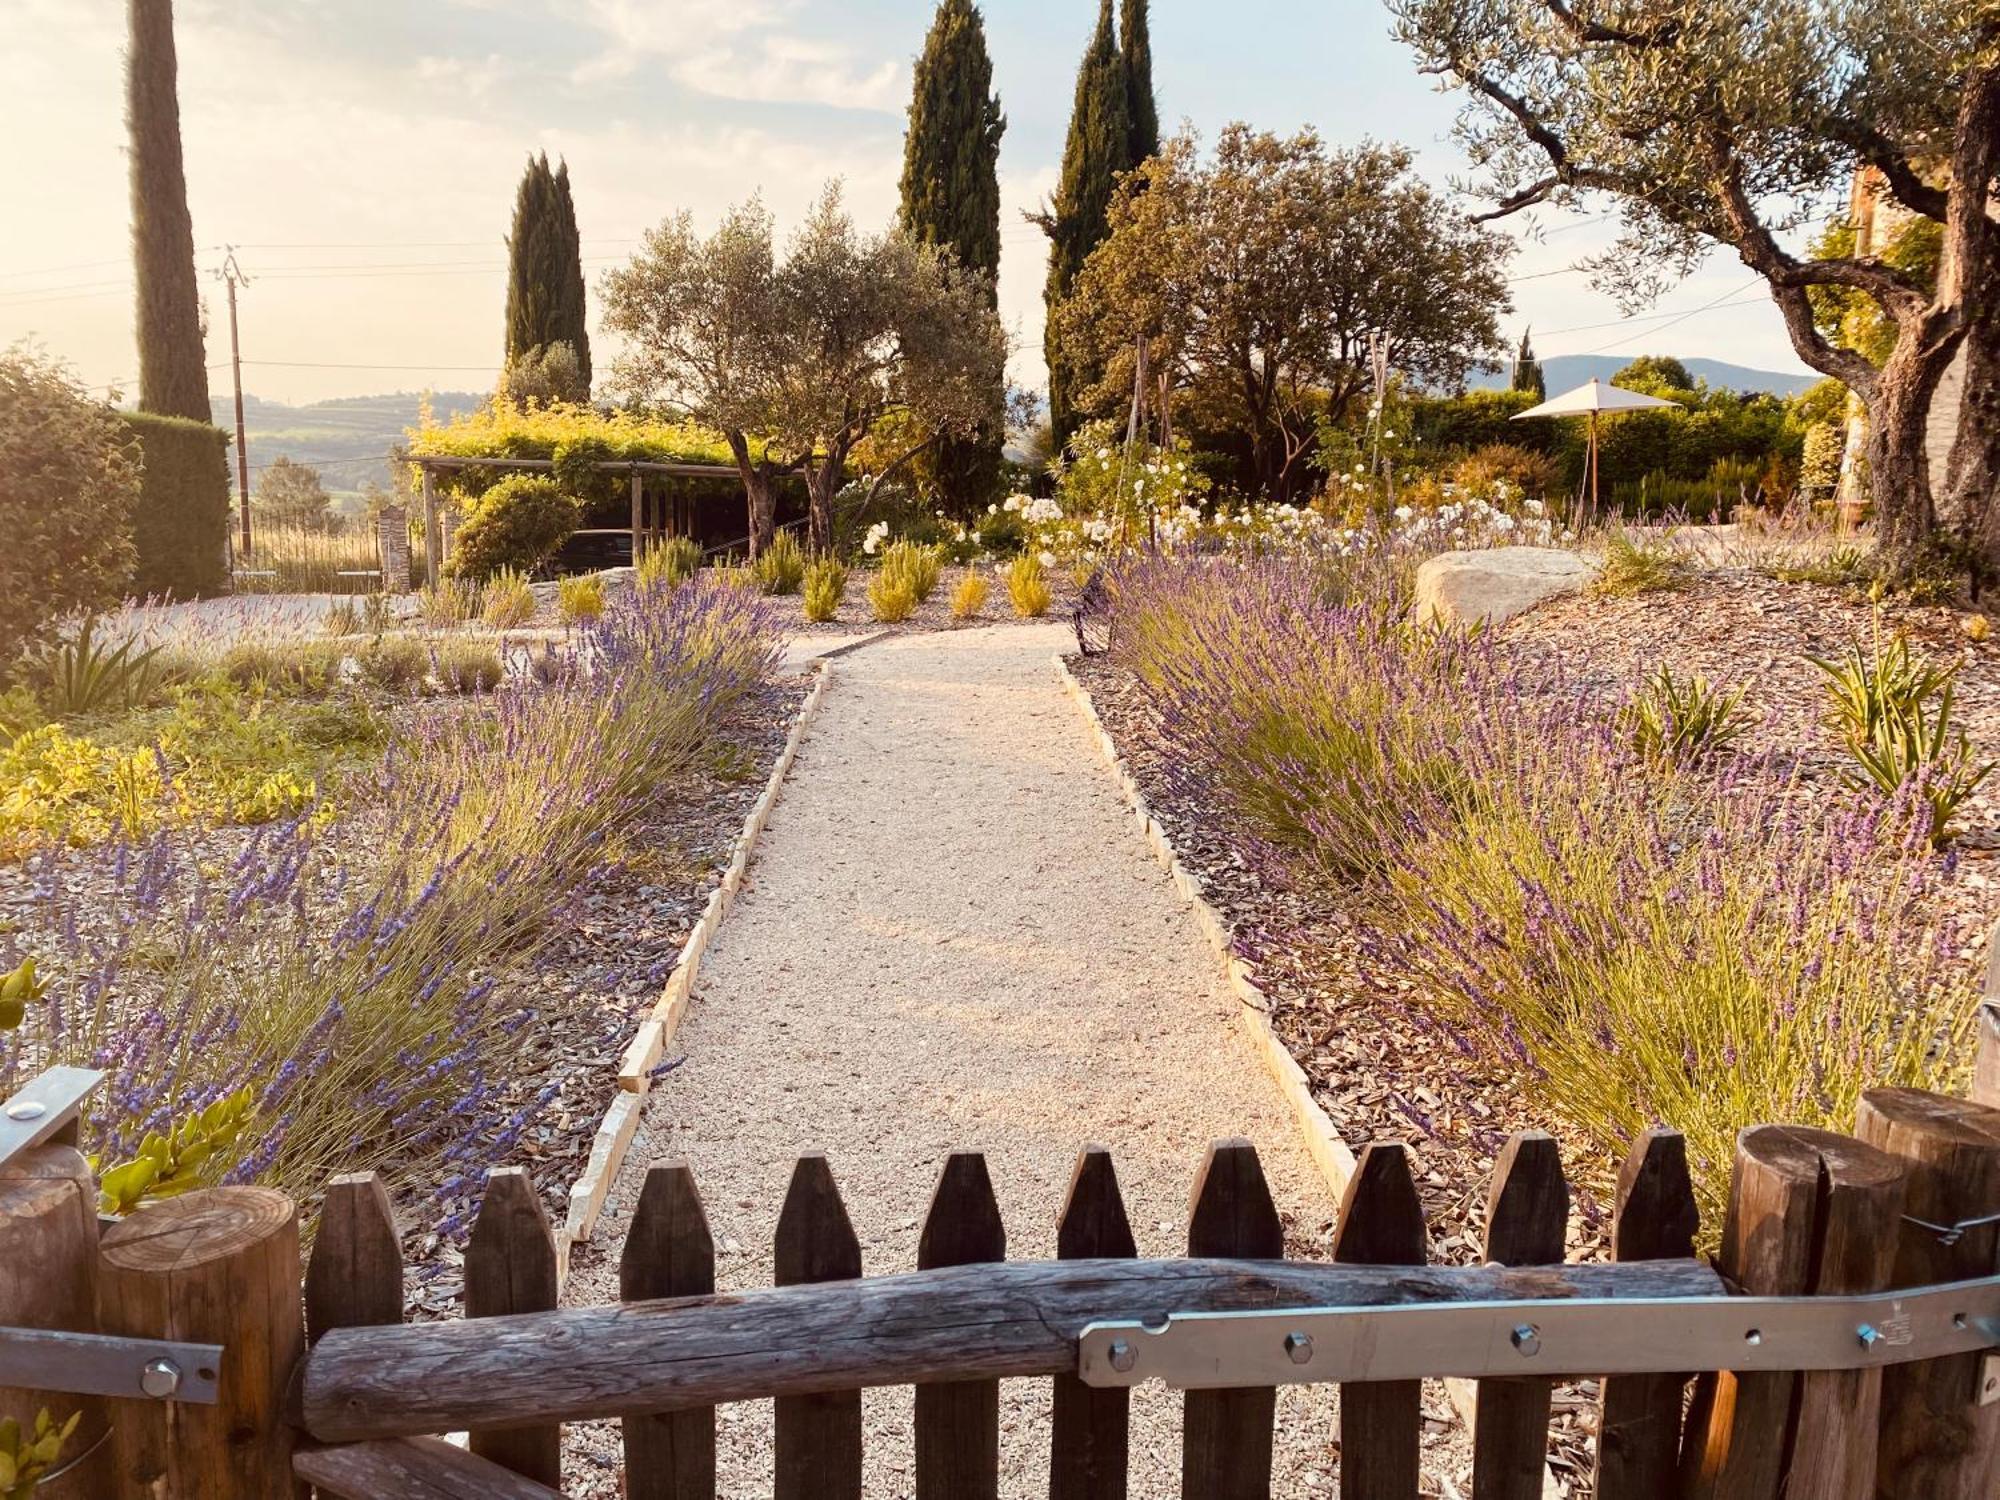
<box><xmin>139</xmin><ymin>1358</ymin><xmax>182</xmax><ymax>1399</ymax></box>
<box><xmin>1857</xmin><ymin>1324</ymin><xmax>1882</xmax><ymax>1351</ymax></box>
<box><xmin>1107</xmin><ymin>1339</ymin><xmax>1137</xmax><ymax>1374</ymax></box>
<box><xmin>1284</xmin><ymin>1332</ymin><xmax>1314</xmax><ymax>1366</ymax></box>
<box><xmin>1512</xmin><ymin>1324</ymin><xmax>1541</xmax><ymax>1357</ymax></box>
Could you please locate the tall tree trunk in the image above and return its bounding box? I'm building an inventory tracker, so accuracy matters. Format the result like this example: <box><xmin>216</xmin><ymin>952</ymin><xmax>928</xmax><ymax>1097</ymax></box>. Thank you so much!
<box><xmin>1946</xmin><ymin>323</ymin><xmax>2000</xmax><ymax>578</ymax></box>
<box><xmin>1869</xmin><ymin>352</ymin><xmax>1951</xmax><ymax>570</ymax></box>
<box><xmin>726</xmin><ymin>433</ymin><xmax>775</xmax><ymax>558</ymax></box>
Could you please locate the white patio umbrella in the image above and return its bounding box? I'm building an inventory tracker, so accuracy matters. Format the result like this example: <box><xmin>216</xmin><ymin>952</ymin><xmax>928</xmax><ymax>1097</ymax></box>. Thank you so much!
<box><xmin>1511</xmin><ymin>378</ymin><xmax>1681</xmax><ymax>524</ymax></box>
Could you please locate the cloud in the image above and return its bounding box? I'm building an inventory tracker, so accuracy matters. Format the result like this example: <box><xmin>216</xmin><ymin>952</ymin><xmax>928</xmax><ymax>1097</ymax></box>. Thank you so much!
<box><xmin>564</xmin><ymin>0</ymin><xmax>904</xmax><ymax>112</ymax></box>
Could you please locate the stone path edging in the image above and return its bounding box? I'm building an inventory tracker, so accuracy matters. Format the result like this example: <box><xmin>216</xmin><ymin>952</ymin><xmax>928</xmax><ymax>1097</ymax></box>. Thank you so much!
<box><xmin>557</xmin><ymin>659</ymin><xmax>836</xmax><ymax>1268</ymax></box>
<box><xmin>1051</xmin><ymin>652</ymin><xmax>1359</xmax><ymax>1200</ymax></box>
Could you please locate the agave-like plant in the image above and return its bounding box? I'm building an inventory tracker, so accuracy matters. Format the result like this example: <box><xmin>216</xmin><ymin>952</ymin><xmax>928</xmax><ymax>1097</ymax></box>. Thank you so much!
<box><xmin>38</xmin><ymin>616</ymin><xmax>163</xmax><ymax>715</ymax></box>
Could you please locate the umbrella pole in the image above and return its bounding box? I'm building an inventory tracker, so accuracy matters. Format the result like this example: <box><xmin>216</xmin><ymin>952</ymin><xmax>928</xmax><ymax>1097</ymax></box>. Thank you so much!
<box><xmin>1589</xmin><ymin>410</ymin><xmax>1599</xmax><ymax>529</ymax></box>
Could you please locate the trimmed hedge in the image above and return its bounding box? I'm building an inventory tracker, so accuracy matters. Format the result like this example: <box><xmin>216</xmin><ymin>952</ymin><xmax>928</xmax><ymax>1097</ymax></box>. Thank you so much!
<box><xmin>122</xmin><ymin>412</ymin><xmax>231</xmax><ymax>598</ymax></box>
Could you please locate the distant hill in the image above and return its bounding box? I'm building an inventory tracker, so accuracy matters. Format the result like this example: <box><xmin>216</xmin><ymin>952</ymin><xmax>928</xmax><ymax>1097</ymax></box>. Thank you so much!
<box><xmin>1470</xmin><ymin>354</ymin><xmax>1819</xmax><ymax>398</ymax></box>
<box><xmin>210</xmin><ymin>390</ymin><xmax>487</xmax><ymax>500</ymax></box>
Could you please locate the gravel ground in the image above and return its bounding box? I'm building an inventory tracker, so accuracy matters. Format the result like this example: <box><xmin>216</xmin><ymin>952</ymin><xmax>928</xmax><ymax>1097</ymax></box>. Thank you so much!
<box><xmin>562</xmin><ymin>622</ymin><xmax>1358</xmax><ymax>1499</ymax></box>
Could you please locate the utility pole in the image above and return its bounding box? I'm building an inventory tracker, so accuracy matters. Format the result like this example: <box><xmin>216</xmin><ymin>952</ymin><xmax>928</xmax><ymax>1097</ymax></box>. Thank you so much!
<box><xmin>215</xmin><ymin>248</ymin><xmax>252</xmax><ymax>558</ymax></box>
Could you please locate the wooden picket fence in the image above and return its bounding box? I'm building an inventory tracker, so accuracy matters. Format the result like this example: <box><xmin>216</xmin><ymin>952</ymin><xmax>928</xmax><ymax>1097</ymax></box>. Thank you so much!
<box><xmin>5</xmin><ymin>1048</ymin><xmax>2000</xmax><ymax>1498</ymax></box>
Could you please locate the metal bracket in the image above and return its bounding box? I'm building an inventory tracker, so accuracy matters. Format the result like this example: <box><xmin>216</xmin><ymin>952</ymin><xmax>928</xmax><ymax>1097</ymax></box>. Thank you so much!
<box><xmin>0</xmin><ymin>1067</ymin><xmax>103</xmax><ymax>1170</ymax></box>
<box><xmin>0</xmin><ymin>1328</ymin><xmax>223</xmax><ymax>1405</ymax></box>
<box><xmin>1077</xmin><ymin>1273</ymin><xmax>2000</xmax><ymax>1389</ymax></box>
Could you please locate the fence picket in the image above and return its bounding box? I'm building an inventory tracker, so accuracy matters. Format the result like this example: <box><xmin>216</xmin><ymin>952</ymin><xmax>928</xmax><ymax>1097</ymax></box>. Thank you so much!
<box><xmin>465</xmin><ymin>1168</ymin><xmax>561</xmax><ymax>1489</ymax></box>
<box><xmin>620</xmin><ymin>1162</ymin><xmax>717</xmax><ymax>1500</ymax></box>
<box><xmin>305</xmin><ymin>1172</ymin><xmax>404</xmax><ymax>1347</ymax></box>
<box><xmin>1856</xmin><ymin>1088</ymin><xmax>2000</xmax><ymax>1500</ymax></box>
<box><xmin>1331</xmin><ymin>1143</ymin><xmax>1427</xmax><ymax>1500</ymax></box>
<box><xmin>1050</xmin><ymin>1147</ymin><xmax>1137</xmax><ymax>1500</ymax></box>
<box><xmin>1592</xmin><ymin>1129</ymin><xmax>1699</xmax><ymax>1500</ymax></box>
<box><xmin>1180</xmin><ymin>1138</ymin><xmax>1282</xmax><ymax>1500</ymax></box>
<box><xmin>1681</xmin><ymin>1124</ymin><xmax>1905</xmax><ymax>1500</ymax></box>
<box><xmin>915</xmin><ymin>1152</ymin><xmax>1006</xmax><ymax>1500</ymax></box>
<box><xmin>1471</xmin><ymin>1132</ymin><xmax>1568</xmax><ymax>1500</ymax></box>
<box><xmin>773</xmin><ymin>1153</ymin><xmax>863</xmax><ymax>1500</ymax></box>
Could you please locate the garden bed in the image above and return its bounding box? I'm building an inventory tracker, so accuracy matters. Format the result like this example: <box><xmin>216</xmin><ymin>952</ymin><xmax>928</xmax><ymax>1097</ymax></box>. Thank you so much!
<box><xmin>1070</xmin><ymin>560</ymin><xmax>2000</xmax><ymax>1259</ymax></box>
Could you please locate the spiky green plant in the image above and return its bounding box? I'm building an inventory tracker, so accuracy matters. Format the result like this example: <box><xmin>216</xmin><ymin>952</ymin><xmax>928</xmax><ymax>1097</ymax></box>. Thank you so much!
<box><xmin>1621</xmin><ymin>666</ymin><xmax>1753</xmax><ymax>765</ymax></box>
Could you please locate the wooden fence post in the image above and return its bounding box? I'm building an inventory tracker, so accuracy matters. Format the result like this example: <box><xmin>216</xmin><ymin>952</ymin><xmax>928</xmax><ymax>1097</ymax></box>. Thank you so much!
<box><xmin>465</xmin><ymin>1169</ymin><xmax>561</xmax><ymax>1490</ymax></box>
<box><xmin>99</xmin><ymin>1186</ymin><xmax>305</xmax><ymax>1499</ymax></box>
<box><xmin>1680</xmin><ymin>1124</ymin><xmax>1905</xmax><ymax>1500</ymax></box>
<box><xmin>1049</xmin><ymin>1147</ymin><xmax>1136</xmax><ymax>1500</ymax></box>
<box><xmin>1181</xmin><ymin>1138</ymin><xmax>1282</xmax><ymax>1500</ymax></box>
<box><xmin>915</xmin><ymin>1152</ymin><xmax>1005</xmax><ymax>1500</ymax></box>
<box><xmin>773</xmin><ymin>1154</ymin><xmax>862</xmax><ymax>1500</ymax></box>
<box><xmin>420</xmin><ymin>468</ymin><xmax>441</xmax><ymax>589</ymax></box>
<box><xmin>1592</xmin><ymin>1128</ymin><xmax>1700</xmax><ymax>1500</ymax></box>
<box><xmin>1856</xmin><ymin>1087</ymin><xmax>2000</xmax><ymax>1499</ymax></box>
<box><xmin>620</xmin><ymin>1161</ymin><xmax>716</xmax><ymax>1500</ymax></box>
<box><xmin>1471</xmin><ymin>1132</ymin><xmax>1568</xmax><ymax>1500</ymax></box>
<box><xmin>305</xmin><ymin>1173</ymin><xmax>403</xmax><ymax>1347</ymax></box>
<box><xmin>0</xmin><ymin>1146</ymin><xmax>112</xmax><ymax>1499</ymax></box>
<box><xmin>1332</xmin><ymin>1142</ymin><xmax>1427</xmax><ymax>1500</ymax></box>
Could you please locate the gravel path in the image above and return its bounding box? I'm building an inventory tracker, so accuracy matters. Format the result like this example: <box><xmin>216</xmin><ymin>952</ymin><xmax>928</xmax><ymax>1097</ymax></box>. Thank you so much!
<box><xmin>564</xmin><ymin>622</ymin><xmax>1344</xmax><ymax>1498</ymax></box>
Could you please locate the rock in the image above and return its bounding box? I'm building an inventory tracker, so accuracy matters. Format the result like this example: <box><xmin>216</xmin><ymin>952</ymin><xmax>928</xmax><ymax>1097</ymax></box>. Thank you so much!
<box><xmin>1412</xmin><ymin>546</ymin><xmax>1598</xmax><ymax>628</ymax></box>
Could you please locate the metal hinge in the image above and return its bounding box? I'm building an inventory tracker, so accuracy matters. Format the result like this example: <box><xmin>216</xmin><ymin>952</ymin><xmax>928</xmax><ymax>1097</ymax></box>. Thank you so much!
<box><xmin>1077</xmin><ymin>1273</ymin><xmax>2000</xmax><ymax>1389</ymax></box>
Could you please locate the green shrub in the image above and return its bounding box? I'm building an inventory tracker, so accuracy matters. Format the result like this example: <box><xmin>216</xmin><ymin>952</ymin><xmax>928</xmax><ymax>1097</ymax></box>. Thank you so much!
<box><xmin>867</xmin><ymin>572</ymin><xmax>919</xmax><ymax>622</ymax></box>
<box><xmin>0</xmin><ymin>351</ymin><xmax>141</xmax><ymax>667</ymax></box>
<box><xmin>445</xmin><ymin>476</ymin><xmax>579</xmax><ymax>581</ymax></box>
<box><xmin>752</xmin><ymin>530</ymin><xmax>807</xmax><ymax>595</ymax></box>
<box><xmin>1811</xmin><ymin>632</ymin><xmax>1994</xmax><ymax>843</ymax></box>
<box><xmin>637</xmin><ymin>535</ymin><xmax>702</xmax><ymax>591</ymax></box>
<box><xmin>951</xmin><ymin>573</ymin><xmax>989</xmax><ymax>620</ymax></box>
<box><xmin>803</xmin><ymin>558</ymin><xmax>846</xmax><ymax>622</ymax></box>
<box><xmin>434</xmin><ymin>638</ymin><xmax>504</xmax><ymax>693</ymax></box>
<box><xmin>557</xmin><ymin>573</ymin><xmax>606</xmax><ymax>623</ymax></box>
<box><xmin>120</xmin><ymin>410</ymin><xmax>230</xmax><ymax>599</ymax></box>
<box><xmin>1622</xmin><ymin>666</ymin><xmax>1753</xmax><ymax>765</ymax></box>
<box><xmin>1767</xmin><ymin>542</ymin><xmax>1870</xmax><ymax>587</ymax></box>
<box><xmin>419</xmin><ymin>578</ymin><xmax>483</xmax><ymax>628</ymax></box>
<box><xmin>357</xmin><ymin>635</ymin><xmax>427</xmax><ymax>692</ymax></box>
<box><xmin>883</xmin><ymin>540</ymin><xmax>943</xmax><ymax>603</ymax></box>
<box><xmin>1005</xmin><ymin>554</ymin><xmax>1052</xmax><ymax>617</ymax></box>
<box><xmin>1593</xmin><ymin>531</ymin><xmax>1694</xmax><ymax>598</ymax></box>
<box><xmin>482</xmin><ymin>567</ymin><xmax>538</xmax><ymax>629</ymax></box>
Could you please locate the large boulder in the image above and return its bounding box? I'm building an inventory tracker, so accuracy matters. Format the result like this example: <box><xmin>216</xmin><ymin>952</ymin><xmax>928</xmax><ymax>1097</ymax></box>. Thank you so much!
<box><xmin>1413</xmin><ymin>546</ymin><xmax>1597</xmax><ymax>629</ymax></box>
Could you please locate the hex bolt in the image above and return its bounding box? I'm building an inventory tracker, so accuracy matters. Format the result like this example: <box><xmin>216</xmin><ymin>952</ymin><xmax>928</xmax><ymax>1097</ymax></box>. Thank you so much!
<box><xmin>1284</xmin><ymin>1332</ymin><xmax>1314</xmax><ymax>1366</ymax></box>
<box><xmin>1107</xmin><ymin>1339</ymin><xmax>1137</xmax><ymax>1374</ymax></box>
<box><xmin>1857</xmin><ymin>1324</ymin><xmax>1882</xmax><ymax>1352</ymax></box>
<box><xmin>1511</xmin><ymin>1324</ymin><xmax>1541</xmax><ymax>1357</ymax></box>
<box><xmin>139</xmin><ymin>1358</ymin><xmax>182</xmax><ymax>1399</ymax></box>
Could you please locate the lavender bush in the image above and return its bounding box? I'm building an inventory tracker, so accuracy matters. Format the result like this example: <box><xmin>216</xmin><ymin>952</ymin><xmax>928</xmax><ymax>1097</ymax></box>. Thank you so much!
<box><xmin>2</xmin><ymin>578</ymin><xmax>778</xmax><ymax>1222</ymax></box>
<box><xmin>1113</xmin><ymin>553</ymin><xmax>1975</xmax><ymax>1218</ymax></box>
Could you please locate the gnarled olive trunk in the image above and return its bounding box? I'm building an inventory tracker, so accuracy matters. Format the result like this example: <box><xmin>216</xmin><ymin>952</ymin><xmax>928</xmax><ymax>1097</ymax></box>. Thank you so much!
<box><xmin>726</xmin><ymin>432</ymin><xmax>776</xmax><ymax>558</ymax></box>
<box><xmin>1866</xmin><ymin>326</ymin><xmax>1962</xmax><ymax>576</ymax></box>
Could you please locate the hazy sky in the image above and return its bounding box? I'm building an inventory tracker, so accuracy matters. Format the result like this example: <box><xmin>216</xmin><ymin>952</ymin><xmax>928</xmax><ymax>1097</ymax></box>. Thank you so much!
<box><xmin>1</xmin><ymin>0</ymin><xmax>1810</xmax><ymax>412</ymax></box>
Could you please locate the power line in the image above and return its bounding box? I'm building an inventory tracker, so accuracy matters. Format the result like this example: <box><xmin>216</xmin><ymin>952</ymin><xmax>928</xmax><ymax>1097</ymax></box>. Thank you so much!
<box><xmin>1531</xmin><ymin>278</ymin><xmax>1767</xmax><ymax>342</ymax></box>
<box><xmin>241</xmin><ymin>358</ymin><xmax>499</xmax><ymax>371</ymax></box>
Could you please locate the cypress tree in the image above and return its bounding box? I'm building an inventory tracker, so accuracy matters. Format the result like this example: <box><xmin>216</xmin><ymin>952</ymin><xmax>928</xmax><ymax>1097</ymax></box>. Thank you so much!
<box><xmin>900</xmin><ymin>0</ymin><xmax>1006</xmax><ymax>511</ymax></box>
<box><xmin>127</xmin><ymin>0</ymin><xmax>211</xmax><ymax>423</ymax></box>
<box><xmin>1120</xmin><ymin>0</ymin><xmax>1159</xmax><ymax>170</ymax></box>
<box><xmin>1043</xmin><ymin>0</ymin><xmax>1129</xmax><ymax>444</ymax></box>
<box><xmin>1511</xmin><ymin>328</ymin><xmax>1546</xmax><ymax>401</ymax></box>
<box><xmin>504</xmin><ymin>154</ymin><xmax>590</xmax><ymax>399</ymax></box>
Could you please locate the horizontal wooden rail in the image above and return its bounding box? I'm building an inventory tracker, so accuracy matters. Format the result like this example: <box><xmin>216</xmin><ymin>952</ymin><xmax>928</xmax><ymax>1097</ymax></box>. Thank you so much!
<box><xmin>406</xmin><ymin>455</ymin><xmax>760</xmax><ymax>479</ymax></box>
<box><xmin>299</xmin><ymin>1254</ymin><xmax>1722</xmax><ymax>1442</ymax></box>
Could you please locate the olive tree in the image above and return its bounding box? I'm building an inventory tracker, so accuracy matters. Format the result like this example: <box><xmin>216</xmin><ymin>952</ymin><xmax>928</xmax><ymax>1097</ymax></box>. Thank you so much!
<box><xmin>1389</xmin><ymin>0</ymin><xmax>2000</xmax><ymax>569</ymax></box>
<box><xmin>604</xmin><ymin>186</ymin><xmax>1007</xmax><ymax>555</ymax></box>
<box><xmin>1051</xmin><ymin>126</ymin><xmax>1512</xmax><ymax>500</ymax></box>
<box><xmin>0</xmin><ymin>348</ymin><xmax>139</xmax><ymax>667</ymax></box>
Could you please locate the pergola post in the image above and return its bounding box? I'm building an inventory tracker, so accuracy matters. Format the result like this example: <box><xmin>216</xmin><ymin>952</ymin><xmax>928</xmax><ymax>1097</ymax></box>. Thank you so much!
<box><xmin>630</xmin><ymin>469</ymin><xmax>645</xmax><ymax>562</ymax></box>
<box><xmin>421</xmin><ymin>467</ymin><xmax>441</xmax><ymax>589</ymax></box>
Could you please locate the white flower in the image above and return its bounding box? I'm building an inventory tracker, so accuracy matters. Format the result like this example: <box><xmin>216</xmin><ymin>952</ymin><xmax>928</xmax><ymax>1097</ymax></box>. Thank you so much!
<box><xmin>1394</xmin><ymin>505</ymin><xmax>1413</xmax><ymax>521</ymax></box>
<box><xmin>1039</xmin><ymin>550</ymin><xmax>1057</xmax><ymax>567</ymax></box>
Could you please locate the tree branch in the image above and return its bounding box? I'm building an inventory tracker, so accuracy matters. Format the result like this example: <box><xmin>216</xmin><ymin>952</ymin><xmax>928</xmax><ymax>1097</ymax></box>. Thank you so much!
<box><xmin>1540</xmin><ymin>0</ymin><xmax>1680</xmax><ymax>48</ymax></box>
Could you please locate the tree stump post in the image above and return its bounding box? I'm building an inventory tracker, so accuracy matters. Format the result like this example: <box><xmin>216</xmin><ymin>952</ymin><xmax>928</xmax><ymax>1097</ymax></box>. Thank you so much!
<box><xmin>1856</xmin><ymin>1087</ymin><xmax>2000</xmax><ymax>1500</ymax></box>
<box><xmin>0</xmin><ymin>1146</ymin><xmax>113</xmax><ymax>1499</ymax></box>
<box><xmin>1680</xmin><ymin>1124</ymin><xmax>1905</xmax><ymax>1500</ymax></box>
<box><xmin>98</xmin><ymin>1185</ymin><xmax>305</xmax><ymax>1499</ymax></box>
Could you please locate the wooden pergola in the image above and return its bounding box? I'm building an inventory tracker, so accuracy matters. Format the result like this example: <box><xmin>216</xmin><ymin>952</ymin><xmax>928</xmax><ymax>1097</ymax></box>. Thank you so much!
<box><xmin>407</xmin><ymin>454</ymin><xmax>746</xmax><ymax>585</ymax></box>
